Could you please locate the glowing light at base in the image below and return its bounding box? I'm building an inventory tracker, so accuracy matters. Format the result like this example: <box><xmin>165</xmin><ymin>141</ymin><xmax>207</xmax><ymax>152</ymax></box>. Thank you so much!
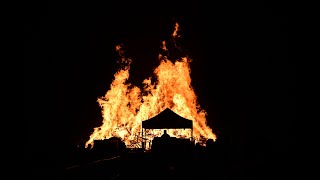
<box><xmin>85</xmin><ymin>22</ymin><xmax>216</xmax><ymax>149</ymax></box>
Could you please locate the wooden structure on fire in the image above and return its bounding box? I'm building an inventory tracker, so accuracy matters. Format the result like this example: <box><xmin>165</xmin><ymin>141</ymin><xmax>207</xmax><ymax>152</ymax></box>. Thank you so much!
<box><xmin>141</xmin><ymin>108</ymin><xmax>193</xmax><ymax>150</ymax></box>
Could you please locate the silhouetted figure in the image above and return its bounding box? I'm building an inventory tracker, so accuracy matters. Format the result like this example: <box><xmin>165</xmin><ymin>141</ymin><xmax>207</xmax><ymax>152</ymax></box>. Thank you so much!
<box><xmin>160</xmin><ymin>130</ymin><xmax>171</xmax><ymax>157</ymax></box>
<box><xmin>161</xmin><ymin>129</ymin><xmax>170</xmax><ymax>139</ymax></box>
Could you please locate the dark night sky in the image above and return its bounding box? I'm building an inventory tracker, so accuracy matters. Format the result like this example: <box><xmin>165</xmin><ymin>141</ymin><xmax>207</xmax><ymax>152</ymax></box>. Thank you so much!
<box><xmin>25</xmin><ymin>0</ymin><xmax>294</xmax><ymax>174</ymax></box>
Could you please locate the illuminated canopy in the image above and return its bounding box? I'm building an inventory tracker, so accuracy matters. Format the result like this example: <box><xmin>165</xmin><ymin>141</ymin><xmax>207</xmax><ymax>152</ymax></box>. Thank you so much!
<box><xmin>142</xmin><ymin>108</ymin><xmax>193</xmax><ymax>129</ymax></box>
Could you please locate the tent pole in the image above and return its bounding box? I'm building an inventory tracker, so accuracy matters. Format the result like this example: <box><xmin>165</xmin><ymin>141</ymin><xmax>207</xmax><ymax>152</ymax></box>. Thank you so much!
<box><xmin>142</xmin><ymin>128</ymin><xmax>144</xmax><ymax>150</ymax></box>
<box><xmin>191</xmin><ymin>128</ymin><xmax>193</xmax><ymax>142</ymax></box>
<box><xmin>191</xmin><ymin>122</ymin><xmax>194</xmax><ymax>144</ymax></box>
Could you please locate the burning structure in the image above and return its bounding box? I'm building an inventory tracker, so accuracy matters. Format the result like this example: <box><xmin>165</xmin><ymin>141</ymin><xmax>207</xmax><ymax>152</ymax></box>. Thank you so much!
<box><xmin>85</xmin><ymin>22</ymin><xmax>217</xmax><ymax>149</ymax></box>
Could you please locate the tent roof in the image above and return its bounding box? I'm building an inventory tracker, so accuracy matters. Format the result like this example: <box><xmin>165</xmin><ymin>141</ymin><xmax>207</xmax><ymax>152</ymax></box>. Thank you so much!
<box><xmin>142</xmin><ymin>108</ymin><xmax>193</xmax><ymax>129</ymax></box>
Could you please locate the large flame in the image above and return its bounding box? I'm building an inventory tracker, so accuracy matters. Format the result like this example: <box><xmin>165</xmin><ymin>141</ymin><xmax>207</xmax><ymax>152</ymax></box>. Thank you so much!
<box><xmin>85</xmin><ymin>22</ymin><xmax>216</xmax><ymax>149</ymax></box>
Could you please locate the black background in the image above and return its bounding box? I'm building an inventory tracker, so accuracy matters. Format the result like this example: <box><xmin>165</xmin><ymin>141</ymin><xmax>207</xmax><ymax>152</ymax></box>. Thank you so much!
<box><xmin>25</xmin><ymin>1</ymin><xmax>294</xmax><ymax>178</ymax></box>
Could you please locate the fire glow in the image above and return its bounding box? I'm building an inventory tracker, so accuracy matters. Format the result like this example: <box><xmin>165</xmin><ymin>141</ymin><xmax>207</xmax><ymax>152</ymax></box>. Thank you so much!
<box><xmin>85</xmin><ymin>22</ymin><xmax>216</xmax><ymax>149</ymax></box>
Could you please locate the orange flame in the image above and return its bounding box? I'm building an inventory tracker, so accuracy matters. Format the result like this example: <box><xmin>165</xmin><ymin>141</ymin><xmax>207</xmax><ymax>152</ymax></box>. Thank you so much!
<box><xmin>85</xmin><ymin>22</ymin><xmax>216</xmax><ymax>149</ymax></box>
<box><xmin>172</xmin><ymin>22</ymin><xmax>180</xmax><ymax>38</ymax></box>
